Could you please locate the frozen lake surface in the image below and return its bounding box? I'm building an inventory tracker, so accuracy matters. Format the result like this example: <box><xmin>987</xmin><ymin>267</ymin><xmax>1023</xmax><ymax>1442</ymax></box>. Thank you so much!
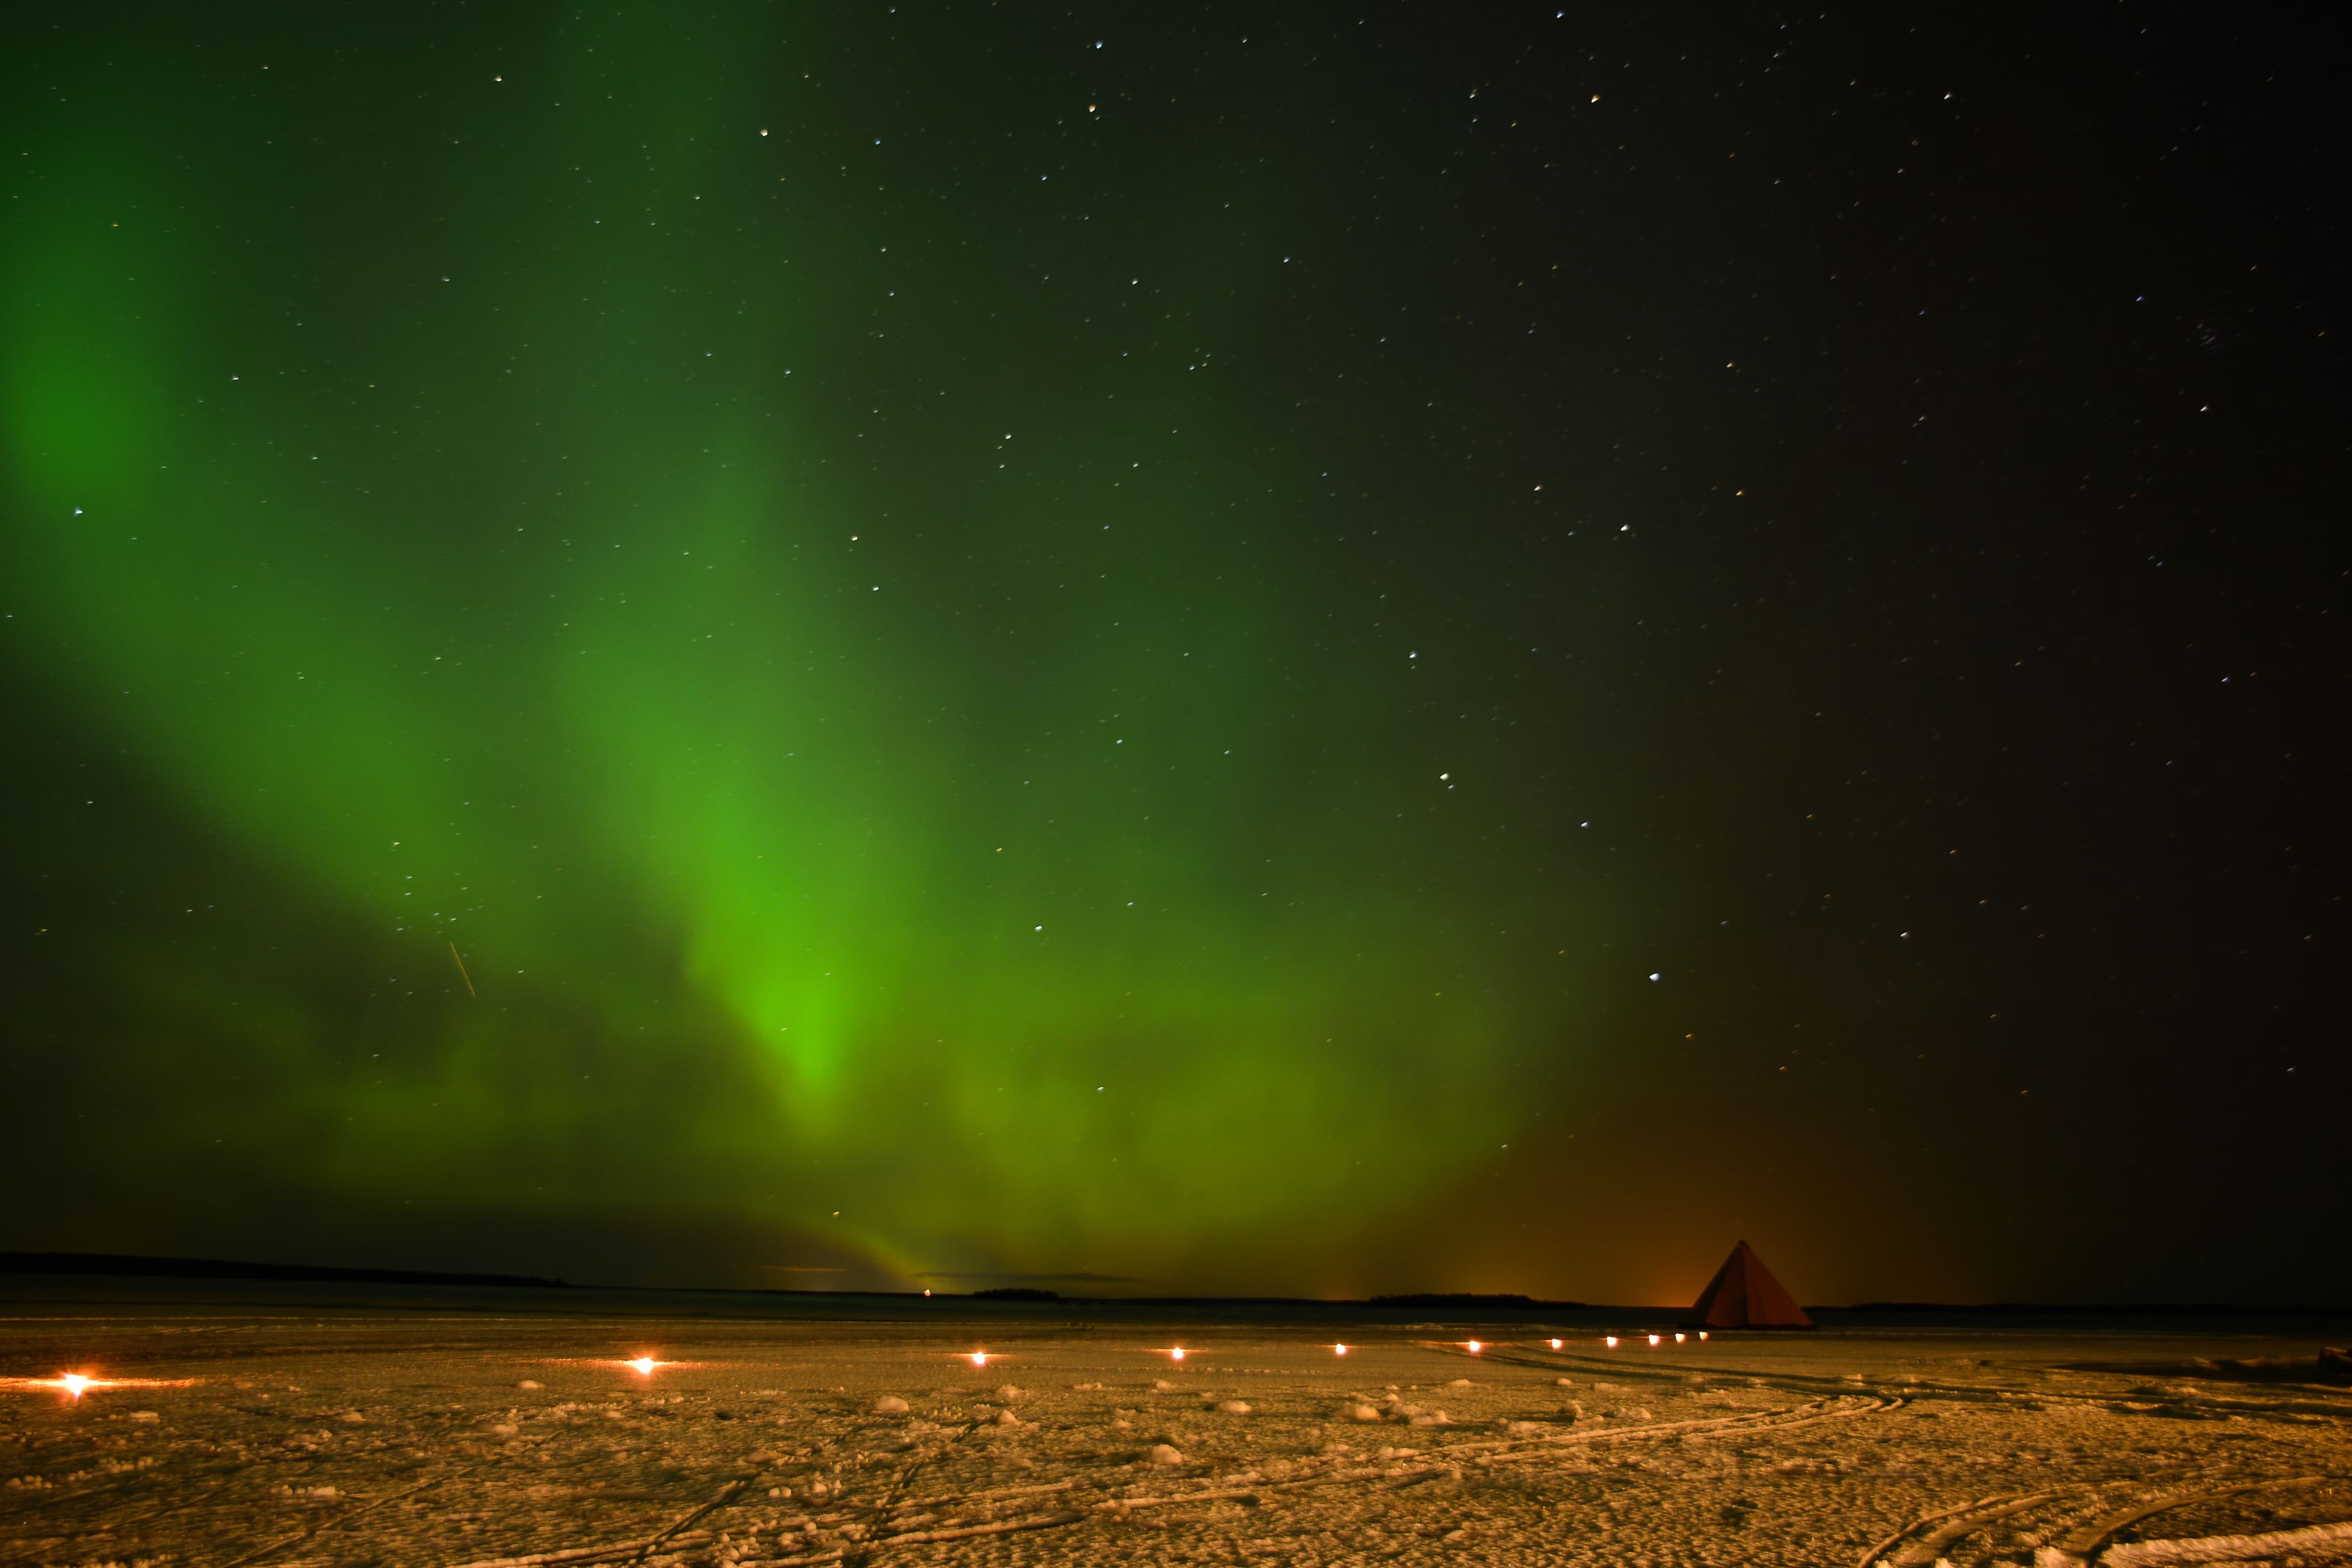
<box><xmin>4</xmin><ymin>1284</ymin><xmax>2348</xmax><ymax>1566</ymax></box>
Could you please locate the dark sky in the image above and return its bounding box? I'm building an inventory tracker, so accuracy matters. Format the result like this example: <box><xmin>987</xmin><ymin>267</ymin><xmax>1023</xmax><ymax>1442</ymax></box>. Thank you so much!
<box><xmin>2</xmin><ymin>2</ymin><xmax>2343</xmax><ymax>1306</ymax></box>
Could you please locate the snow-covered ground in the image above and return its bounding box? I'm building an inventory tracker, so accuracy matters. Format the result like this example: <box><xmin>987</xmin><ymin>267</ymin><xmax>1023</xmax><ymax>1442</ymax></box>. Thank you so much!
<box><xmin>4</xmin><ymin>1308</ymin><xmax>2348</xmax><ymax>1566</ymax></box>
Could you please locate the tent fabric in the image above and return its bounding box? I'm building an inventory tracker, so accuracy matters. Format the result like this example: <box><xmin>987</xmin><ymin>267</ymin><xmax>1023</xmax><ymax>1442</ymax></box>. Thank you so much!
<box><xmin>1684</xmin><ymin>1240</ymin><xmax>1814</xmax><ymax>1329</ymax></box>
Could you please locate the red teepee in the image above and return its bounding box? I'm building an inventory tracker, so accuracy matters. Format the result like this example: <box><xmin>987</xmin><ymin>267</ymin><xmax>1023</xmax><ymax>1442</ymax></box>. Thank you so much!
<box><xmin>1685</xmin><ymin>1240</ymin><xmax>1814</xmax><ymax>1330</ymax></box>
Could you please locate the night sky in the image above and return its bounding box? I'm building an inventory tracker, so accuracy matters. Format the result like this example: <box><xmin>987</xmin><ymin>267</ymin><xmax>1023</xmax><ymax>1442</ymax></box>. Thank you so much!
<box><xmin>4</xmin><ymin>4</ymin><xmax>2343</xmax><ymax>1306</ymax></box>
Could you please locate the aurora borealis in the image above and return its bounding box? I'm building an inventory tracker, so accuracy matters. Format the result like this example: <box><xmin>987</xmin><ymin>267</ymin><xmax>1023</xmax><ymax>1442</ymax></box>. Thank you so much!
<box><xmin>4</xmin><ymin>5</ymin><xmax>2343</xmax><ymax>1304</ymax></box>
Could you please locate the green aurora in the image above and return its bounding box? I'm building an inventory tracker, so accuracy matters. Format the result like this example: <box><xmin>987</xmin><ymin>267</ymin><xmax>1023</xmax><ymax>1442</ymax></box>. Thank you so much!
<box><xmin>10</xmin><ymin>4</ymin><xmax>2343</xmax><ymax>1306</ymax></box>
<box><xmin>2</xmin><ymin>7</ymin><xmax>1613</xmax><ymax>1291</ymax></box>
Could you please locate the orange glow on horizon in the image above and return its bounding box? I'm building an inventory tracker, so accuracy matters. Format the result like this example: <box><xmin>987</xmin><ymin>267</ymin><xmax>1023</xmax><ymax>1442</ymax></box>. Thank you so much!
<box><xmin>628</xmin><ymin>1357</ymin><xmax>657</xmax><ymax>1374</ymax></box>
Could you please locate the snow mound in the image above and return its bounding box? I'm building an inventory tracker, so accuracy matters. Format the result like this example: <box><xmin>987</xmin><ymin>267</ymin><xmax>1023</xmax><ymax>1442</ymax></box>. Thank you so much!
<box><xmin>872</xmin><ymin>1395</ymin><xmax>909</xmax><ymax>1414</ymax></box>
<box><xmin>518</xmin><ymin>1380</ymin><xmax>543</xmax><ymax>1391</ymax></box>
<box><xmin>1408</xmin><ymin>1411</ymin><xmax>1450</xmax><ymax>1427</ymax></box>
<box><xmin>1343</xmin><ymin>1402</ymin><xmax>1383</xmax><ymax>1421</ymax></box>
<box><xmin>1218</xmin><ymin>1400</ymin><xmax>1251</xmax><ymax>1415</ymax></box>
<box><xmin>1148</xmin><ymin>1443</ymin><xmax>1184</xmax><ymax>1465</ymax></box>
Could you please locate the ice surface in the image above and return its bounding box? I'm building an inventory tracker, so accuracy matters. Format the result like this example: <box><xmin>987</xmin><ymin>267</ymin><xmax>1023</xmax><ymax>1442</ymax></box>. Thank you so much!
<box><xmin>3</xmin><ymin>1303</ymin><xmax>2348</xmax><ymax>1566</ymax></box>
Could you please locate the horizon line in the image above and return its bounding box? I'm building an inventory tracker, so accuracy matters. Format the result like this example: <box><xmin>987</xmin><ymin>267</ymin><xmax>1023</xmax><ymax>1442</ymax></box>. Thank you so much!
<box><xmin>4</xmin><ymin>1251</ymin><xmax>2348</xmax><ymax>1315</ymax></box>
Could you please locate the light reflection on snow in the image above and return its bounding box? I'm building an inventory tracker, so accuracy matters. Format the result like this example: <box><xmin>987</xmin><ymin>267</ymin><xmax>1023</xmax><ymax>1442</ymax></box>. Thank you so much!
<box><xmin>1</xmin><ymin>1373</ymin><xmax>194</xmax><ymax>1399</ymax></box>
